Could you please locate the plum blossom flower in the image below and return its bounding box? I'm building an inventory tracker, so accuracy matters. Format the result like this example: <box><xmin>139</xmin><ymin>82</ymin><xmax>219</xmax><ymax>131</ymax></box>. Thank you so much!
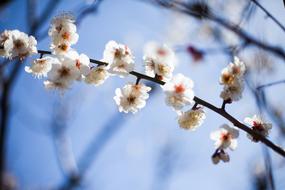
<box><xmin>219</xmin><ymin>56</ymin><xmax>246</xmax><ymax>102</ymax></box>
<box><xmin>25</xmin><ymin>56</ymin><xmax>58</xmax><ymax>78</ymax></box>
<box><xmin>210</xmin><ymin>124</ymin><xmax>239</xmax><ymax>150</ymax></box>
<box><xmin>244</xmin><ymin>115</ymin><xmax>272</xmax><ymax>142</ymax></box>
<box><xmin>0</xmin><ymin>30</ymin><xmax>13</xmax><ymax>58</ymax></box>
<box><xmin>177</xmin><ymin>107</ymin><xmax>205</xmax><ymax>130</ymax></box>
<box><xmin>220</xmin><ymin>79</ymin><xmax>244</xmax><ymax>101</ymax></box>
<box><xmin>114</xmin><ymin>83</ymin><xmax>151</xmax><ymax>114</ymax></box>
<box><xmin>103</xmin><ymin>40</ymin><xmax>134</xmax><ymax>77</ymax></box>
<box><xmin>66</xmin><ymin>50</ymin><xmax>90</xmax><ymax>78</ymax></box>
<box><xmin>48</xmin><ymin>13</ymin><xmax>78</xmax><ymax>55</ymax></box>
<box><xmin>0</xmin><ymin>30</ymin><xmax>37</xmax><ymax>60</ymax></box>
<box><xmin>85</xmin><ymin>65</ymin><xmax>109</xmax><ymax>86</ymax></box>
<box><xmin>162</xmin><ymin>73</ymin><xmax>194</xmax><ymax>110</ymax></box>
<box><xmin>44</xmin><ymin>55</ymin><xmax>80</xmax><ymax>90</ymax></box>
<box><xmin>143</xmin><ymin>41</ymin><xmax>176</xmax><ymax>81</ymax></box>
<box><xmin>51</xmin><ymin>42</ymin><xmax>72</xmax><ymax>55</ymax></box>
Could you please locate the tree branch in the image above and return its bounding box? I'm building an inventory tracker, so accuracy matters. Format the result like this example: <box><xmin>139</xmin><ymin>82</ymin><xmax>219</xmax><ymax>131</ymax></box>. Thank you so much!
<box><xmin>250</xmin><ymin>0</ymin><xmax>285</xmax><ymax>33</ymax></box>
<box><xmin>36</xmin><ymin>49</ymin><xmax>285</xmax><ymax>158</ymax></box>
<box><xmin>149</xmin><ymin>0</ymin><xmax>285</xmax><ymax>63</ymax></box>
<box><xmin>257</xmin><ymin>79</ymin><xmax>285</xmax><ymax>90</ymax></box>
<box><xmin>193</xmin><ymin>96</ymin><xmax>285</xmax><ymax>157</ymax></box>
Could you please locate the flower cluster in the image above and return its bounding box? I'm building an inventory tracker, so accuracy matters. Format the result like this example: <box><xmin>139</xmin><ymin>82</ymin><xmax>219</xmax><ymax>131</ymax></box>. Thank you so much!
<box><xmin>103</xmin><ymin>41</ymin><xmax>135</xmax><ymax>77</ymax></box>
<box><xmin>244</xmin><ymin>115</ymin><xmax>272</xmax><ymax>142</ymax></box>
<box><xmin>24</xmin><ymin>14</ymin><xmax>93</xmax><ymax>89</ymax></box>
<box><xmin>143</xmin><ymin>42</ymin><xmax>176</xmax><ymax>81</ymax></box>
<box><xmin>0</xmin><ymin>30</ymin><xmax>37</xmax><ymax>60</ymax></box>
<box><xmin>48</xmin><ymin>13</ymin><xmax>78</xmax><ymax>54</ymax></box>
<box><xmin>219</xmin><ymin>56</ymin><xmax>246</xmax><ymax>102</ymax></box>
<box><xmin>210</xmin><ymin>124</ymin><xmax>239</xmax><ymax>164</ymax></box>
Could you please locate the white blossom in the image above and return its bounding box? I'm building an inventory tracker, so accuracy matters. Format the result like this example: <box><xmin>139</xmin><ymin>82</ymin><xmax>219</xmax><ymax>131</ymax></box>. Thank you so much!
<box><xmin>0</xmin><ymin>30</ymin><xmax>13</xmax><ymax>58</ymax></box>
<box><xmin>25</xmin><ymin>56</ymin><xmax>58</xmax><ymax>78</ymax></box>
<box><xmin>114</xmin><ymin>83</ymin><xmax>151</xmax><ymax>114</ymax></box>
<box><xmin>143</xmin><ymin>41</ymin><xmax>176</xmax><ymax>81</ymax></box>
<box><xmin>67</xmin><ymin>50</ymin><xmax>90</xmax><ymax>78</ymax></box>
<box><xmin>229</xmin><ymin>56</ymin><xmax>246</xmax><ymax>77</ymax></box>
<box><xmin>162</xmin><ymin>73</ymin><xmax>194</xmax><ymax>110</ymax></box>
<box><xmin>210</xmin><ymin>124</ymin><xmax>239</xmax><ymax>150</ymax></box>
<box><xmin>244</xmin><ymin>115</ymin><xmax>272</xmax><ymax>142</ymax></box>
<box><xmin>220</xmin><ymin>79</ymin><xmax>244</xmax><ymax>101</ymax></box>
<box><xmin>85</xmin><ymin>65</ymin><xmax>109</xmax><ymax>86</ymax></box>
<box><xmin>45</xmin><ymin>55</ymin><xmax>80</xmax><ymax>89</ymax></box>
<box><xmin>48</xmin><ymin>13</ymin><xmax>78</xmax><ymax>46</ymax></box>
<box><xmin>103</xmin><ymin>40</ymin><xmax>134</xmax><ymax>77</ymax></box>
<box><xmin>219</xmin><ymin>56</ymin><xmax>246</xmax><ymax>102</ymax></box>
<box><xmin>43</xmin><ymin>80</ymin><xmax>71</xmax><ymax>90</ymax></box>
<box><xmin>177</xmin><ymin>107</ymin><xmax>205</xmax><ymax>130</ymax></box>
<box><xmin>50</xmin><ymin>42</ymin><xmax>72</xmax><ymax>55</ymax></box>
<box><xmin>0</xmin><ymin>30</ymin><xmax>37</xmax><ymax>60</ymax></box>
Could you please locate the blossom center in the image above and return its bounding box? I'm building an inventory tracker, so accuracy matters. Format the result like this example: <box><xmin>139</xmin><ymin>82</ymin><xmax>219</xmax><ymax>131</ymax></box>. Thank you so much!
<box><xmin>232</xmin><ymin>66</ymin><xmax>241</xmax><ymax>75</ymax></box>
<box><xmin>114</xmin><ymin>49</ymin><xmax>122</xmax><ymax>58</ymax></box>
<box><xmin>58</xmin><ymin>44</ymin><xmax>68</xmax><ymax>51</ymax></box>
<box><xmin>62</xmin><ymin>32</ymin><xmax>70</xmax><ymax>40</ymax></box>
<box><xmin>222</xmin><ymin>73</ymin><xmax>234</xmax><ymax>84</ymax></box>
<box><xmin>157</xmin><ymin>48</ymin><xmax>166</xmax><ymax>56</ymax></box>
<box><xmin>76</xmin><ymin>59</ymin><xmax>81</xmax><ymax>69</ymax></box>
<box><xmin>58</xmin><ymin>66</ymin><xmax>70</xmax><ymax>78</ymax></box>
<box><xmin>220</xmin><ymin>132</ymin><xmax>231</xmax><ymax>142</ymax></box>
<box><xmin>253</xmin><ymin>121</ymin><xmax>264</xmax><ymax>131</ymax></box>
<box><xmin>127</xmin><ymin>95</ymin><xmax>136</xmax><ymax>104</ymax></box>
<box><xmin>14</xmin><ymin>40</ymin><xmax>24</xmax><ymax>49</ymax></box>
<box><xmin>174</xmin><ymin>84</ymin><xmax>185</xmax><ymax>94</ymax></box>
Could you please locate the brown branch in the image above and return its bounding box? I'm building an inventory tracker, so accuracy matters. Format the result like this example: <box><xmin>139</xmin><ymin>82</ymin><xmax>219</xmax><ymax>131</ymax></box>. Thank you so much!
<box><xmin>37</xmin><ymin>50</ymin><xmax>166</xmax><ymax>85</ymax></box>
<box><xmin>36</xmin><ymin>49</ymin><xmax>285</xmax><ymax>158</ymax></box>
<box><xmin>193</xmin><ymin>96</ymin><xmax>285</xmax><ymax>157</ymax></box>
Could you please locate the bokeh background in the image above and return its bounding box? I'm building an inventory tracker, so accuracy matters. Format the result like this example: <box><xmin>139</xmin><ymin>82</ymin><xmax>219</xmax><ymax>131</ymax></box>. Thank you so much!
<box><xmin>1</xmin><ymin>0</ymin><xmax>285</xmax><ymax>189</ymax></box>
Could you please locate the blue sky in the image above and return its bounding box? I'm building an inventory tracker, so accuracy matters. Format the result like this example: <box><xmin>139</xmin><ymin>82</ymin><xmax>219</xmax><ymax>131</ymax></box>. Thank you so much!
<box><xmin>1</xmin><ymin>0</ymin><xmax>285</xmax><ymax>189</ymax></box>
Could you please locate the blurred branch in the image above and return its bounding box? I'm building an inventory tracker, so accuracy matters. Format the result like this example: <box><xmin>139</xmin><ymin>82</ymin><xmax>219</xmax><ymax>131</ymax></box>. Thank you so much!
<box><xmin>76</xmin><ymin>0</ymin><xmax>104</xmax><ymax>27</ymax></box>
<box><xmin>37</xmin><ymin>0</ymin><xmax>103</xmax><ymax>40</ymax></box>
<box><xmin>257</xmin><ymin>79</ymin><xmax>285</xmax><ymax>90</ymax></box>
<box><xmin>27</xmin><ymin>0</ymin><xmax>36</xmax><ymax>30</ymax></box>
<box><xmin>152</xmin><ymin>141</ymin><xmax>177</xmax><ymax>190</ymax></box>
<box><xmin>250</xmin><ymin>0</ymin><xmax>285</xmax><ymax>33</ymax></box>
<box><xmin>58</xmin><ymin>83</ymin><xmax>158</xmax><ymax>189</ymax></box>
<box><xmin>147</xmin><ymin>0</ymin><xmax>285</xmax><ymax>63</ymax></box>
<box><xmin>50</xmin><ymin>101</ymin><xmax>79</xmax><ymax>180</ymax></box>
<box><xmin>246</xmin><ymin>76</ymin><xmax>285</xmax><ymax>136</ymax></box>
<box><xmin>0</xmin><ymin>0</ymin><xmax>62</xmax><ymax>188</ymax></box>
<box><xmin>263</xmin><ymin>147</ymin><xmax>275</xmax><ymax>190</ymax></box>
<box><xmin>31</xmin><ymin>0</ymin><xmax>62</xmax><ymax>34</ymax></box>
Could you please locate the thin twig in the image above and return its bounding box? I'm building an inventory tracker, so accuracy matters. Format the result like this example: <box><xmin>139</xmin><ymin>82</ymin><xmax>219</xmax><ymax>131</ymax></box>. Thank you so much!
<box><xmin>251</xmin><ymin>0</ymin><xmax>285</xmax><ymax>33</ymax></box>
<box><xmin>193</xmin><ymin>96</ymin><xmax>285</xmax><ymax>157</ymax></box>
<box><xmin>37</xmin><ymin>50</ymin><xmax>165</xmax><ymax>85</ymax></box>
